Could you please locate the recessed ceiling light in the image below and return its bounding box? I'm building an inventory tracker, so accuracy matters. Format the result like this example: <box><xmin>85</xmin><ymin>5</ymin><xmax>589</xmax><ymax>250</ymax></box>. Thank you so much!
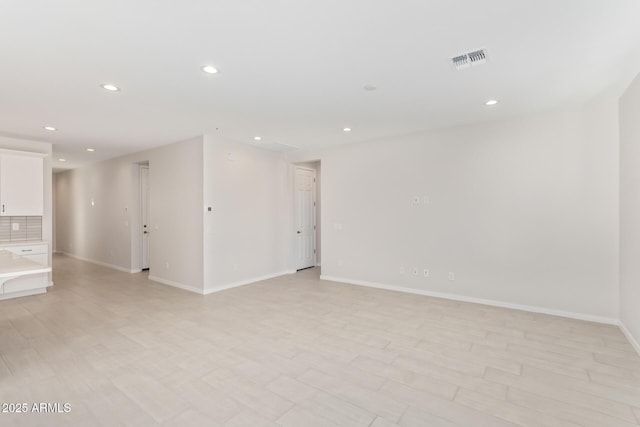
<box><xmin>58</xmin><ymin>158</ymin><xmax>66</xmax><ymax>162</ymax></box>
<box><xmin>253</xmin><ymin>136</ymin><xmax>262</xmax><ymax>141</ymax></box>
<box><xmin>87</xmin><ymin>148</ymin><xmax>95</xmax><ymax>152</ymax></box>
<box><xmin>343</xmin><ymin>127</ymin><xmax>352</xmax><ymax>132</ymax></box>
<box><xmin>202</xmin><ymin>65</ymin><xmax>219</xmax><ymax>74</ymax></box>
<box><xmin>43</xmin><ymin>126</ymin><xmax>57</xmax><ymax>131</ymax></box>
<box><xmin>101</xmin><ymin>84</ymin><xmax>120</xmax><ymax>91</ymax></box>
<box><xmin>485</xmin><ymin>99</ymin><xmax>499</xmax><ymax>106</ymax></box>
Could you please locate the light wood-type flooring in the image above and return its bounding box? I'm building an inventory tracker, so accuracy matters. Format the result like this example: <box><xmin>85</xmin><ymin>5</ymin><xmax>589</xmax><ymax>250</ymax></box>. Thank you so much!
<box><xmin>1</xmin><ymin>254</ymin><xmax>640</xmax><ymax>426</ymax></box>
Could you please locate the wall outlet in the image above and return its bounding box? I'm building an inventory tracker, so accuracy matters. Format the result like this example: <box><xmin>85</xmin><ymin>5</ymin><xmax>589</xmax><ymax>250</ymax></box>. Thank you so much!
<box><xmin>400</xmin><ymin>266</ymin><xmax>405</xmax><ymax>275</ymax></box>
<box><xmin>11</xmin><ymin>223</ymin><xmax>19</xmax><ymax>231</ymax></box>
<box><xmin>412</xmin><ymin>267</ymin><xmax>419</xmax><ymax>276</ymax></box>
<box><xmin>448</xmin><ymin>272</ymin><xmax>455</xmax><ymax>281</ymax></box>
<box><xmin>423</xmin><ymin>269</ymin><xmax>429</xmax><ymax>277</ymax></box>
<box><xmin>165</xmin><ymin>262</ymin><xmax>170</xmax><ymax>269</ymax></box>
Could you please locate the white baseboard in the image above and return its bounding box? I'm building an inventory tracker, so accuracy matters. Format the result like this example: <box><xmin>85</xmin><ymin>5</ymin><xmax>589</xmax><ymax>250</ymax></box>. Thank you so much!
<box><xmin>618</xmin><ymin>321</ymin><xmax>640</xmax><ymax>356</ymax></box>
<box><xmin>148</xmin><ymin>270</ymin><xmax>295</xmax><ymax>295</ymax></box>
<box><xmin>320</xmin><ymin>275</ymin><xmax>619</xmax><ymax>325</ymax></box>
<box><xmin>60</xmin><ymin>252</ymin><xmax>140</xmax><ymax>274</ymax></box>
<box><xmin>203</xmin><ymin>270</ymin><xmax>295</xmax><ymax>295</ymax></box>
<box><xmin>148</xmin><ymin>270</ymin><xmax>295</xmax><ymax>296</ymax></box>
<box><xmin>148</xmin><ymin>275</ymin><xmax>203</xmax><ymax>294</ymax></box>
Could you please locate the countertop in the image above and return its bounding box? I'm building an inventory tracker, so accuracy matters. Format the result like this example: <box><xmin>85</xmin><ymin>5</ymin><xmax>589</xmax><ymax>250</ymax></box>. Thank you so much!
<box><xmin>0</xmin><ymin>241</ymin><xmax>47</xmax><ymax>248</ymax></box>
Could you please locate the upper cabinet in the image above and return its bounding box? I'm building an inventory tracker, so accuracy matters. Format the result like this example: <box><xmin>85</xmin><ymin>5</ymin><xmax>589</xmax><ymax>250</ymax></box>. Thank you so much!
<box><xmin>0</xmin><ymin>151</ymin><xmax>44</xmax><ymax>216</ymax></box>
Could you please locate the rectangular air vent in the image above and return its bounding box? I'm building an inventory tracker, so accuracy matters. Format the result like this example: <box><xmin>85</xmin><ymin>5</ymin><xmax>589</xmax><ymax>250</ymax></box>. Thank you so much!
<box><xmin>451</xmin><ymin>48</ymin><xmax>489</xmax><ymax>70</ymax></box>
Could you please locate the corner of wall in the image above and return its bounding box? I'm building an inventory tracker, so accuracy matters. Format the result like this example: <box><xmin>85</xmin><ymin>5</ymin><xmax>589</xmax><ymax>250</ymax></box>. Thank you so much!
<box><xmin>201</xmin><ymin>135</ymin><xmax>289</xmax><ymax>289</ymax></box>
<box><xmin>619</xmin><ymin>71</ymin><xmax>640</xmax><ymax>355</ymax></box>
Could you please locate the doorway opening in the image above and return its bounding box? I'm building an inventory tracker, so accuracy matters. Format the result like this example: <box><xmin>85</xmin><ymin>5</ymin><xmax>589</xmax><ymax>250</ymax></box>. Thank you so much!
<box><xmin>294</xmin><ymin>161</ymin><xmax>321</xmax><ymax>271</ymax></box>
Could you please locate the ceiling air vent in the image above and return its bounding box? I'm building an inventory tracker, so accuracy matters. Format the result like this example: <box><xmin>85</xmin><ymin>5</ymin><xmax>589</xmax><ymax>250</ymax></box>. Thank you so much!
<box><xmin>451</xmin><ymin>48</ymin><xmax>489</xmax><ymax>70</ymax></box>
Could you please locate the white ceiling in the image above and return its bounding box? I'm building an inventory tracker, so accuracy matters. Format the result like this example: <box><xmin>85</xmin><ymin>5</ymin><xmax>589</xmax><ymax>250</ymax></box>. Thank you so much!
<box><xmin>1</xmin><ymin>0</ymin><xmax>640</xmax><ymax>170</ymax></box>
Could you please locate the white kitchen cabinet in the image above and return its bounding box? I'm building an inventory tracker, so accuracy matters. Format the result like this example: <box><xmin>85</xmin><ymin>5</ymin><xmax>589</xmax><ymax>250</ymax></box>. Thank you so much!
<box><xmin>0</xmin><ymin>243</ymin><xmax>49</xmax><ymax>297</ymax></box>
<box><xmin>0</xmin><ymin>151</ymin><xmax>44</xmax><ymax>216</ymax></box>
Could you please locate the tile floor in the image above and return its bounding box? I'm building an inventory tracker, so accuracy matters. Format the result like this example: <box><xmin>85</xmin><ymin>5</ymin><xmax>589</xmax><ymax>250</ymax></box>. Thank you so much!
<box><xmin>1</xmin><ymin>254</ymin><xmax>639</xmax><ymax>426</ymax></box>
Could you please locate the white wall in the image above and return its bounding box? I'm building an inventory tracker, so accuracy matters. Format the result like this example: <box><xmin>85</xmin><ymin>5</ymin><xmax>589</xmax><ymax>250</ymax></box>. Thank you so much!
<box><xmin>289</xmin><ymin>99</ymin><xmax>620</xmax><ymax>321</ymax></box>
<box><xmin>203</xmin><ymin>136</ymin><xmax>289</xmax><ymax>291</ymax></box>
<box><xmin>49</xmin><ymin>95</ymin><xmax>627</xmax><ymax>327</ymax></box>
<box><xmin>55</xmin><ymin>158</ymin><xmax>136</xmax><ymax>270</ymax></box>
<box><xmin>51</xmin><ymin>96</ymin><xmax>623</xmax><ymax>324</ymax></box>
<box><xmin>52</xmin><ymin>172</ymin><xmax>56</xmax><ymax>253</ymax></box>
<box><xmin>620</xmin><ymin>72</ymin><xmax>640</xmax><ymax>350</ymax></box>
<box><xmin>55</xmin><ymin>134</ymin><xmax>292</xmax><ymax>294</ymax></box>
<box><xmin>0</xmin><ymin>136</ymin><xmax>53</xmax><ymax>281</ymax></box>
<box><xmin>55</xmin><ymin>136</ymin><xmax>204</xmax><ymax>291</ymax></box>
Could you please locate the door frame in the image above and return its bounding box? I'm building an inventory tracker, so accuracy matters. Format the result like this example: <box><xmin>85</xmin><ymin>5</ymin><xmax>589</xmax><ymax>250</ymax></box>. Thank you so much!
<box><xmin>139</xmin><ymin>164</ymin><xmax>150</xmax><ymax>271</ymax></box>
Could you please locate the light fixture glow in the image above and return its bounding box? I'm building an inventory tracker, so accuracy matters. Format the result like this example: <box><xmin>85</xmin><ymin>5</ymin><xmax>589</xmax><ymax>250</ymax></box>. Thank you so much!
<box><xmin>101</xmin><ymin>84</ymin><xmax>120</xmax><ymax>91</ymax></box>
<box><xmin>43</xmin><ymin>126</ymin><xmax>57</xmax><ymax>131</ymax></box>
<box><xmin>343</xmin><ymin>127</ymin><xmax>352</xmax><ymax>132</ymax></box>
<box><xmin>253</xmin><ymin>136</ymin><xmax>262</xmax><ymax>141</ymax></box>
<box><xmin>87</xmin><ymin>148</ymin><xmax>95</xmax><ymax>152</ymax></box>
<box><xmin>485</xmin><ymin>99</ymin><xmax>499</xmax><ymax>106</ymax></box>
<box><xmin>58</xmin><ymin>158</ymin><xmax>66</xmax><ymax>162</ymax></box>
<box><xmin>202</xmin><ymin>65</ymin><xmax>219</xmax><ymax>74</ymax></box>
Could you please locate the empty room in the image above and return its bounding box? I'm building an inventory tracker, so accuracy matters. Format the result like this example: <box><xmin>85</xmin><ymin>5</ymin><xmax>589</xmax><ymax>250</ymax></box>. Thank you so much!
<box><xmin>1</xmin><ymin>1</ymin><xmax>640</xmax><ymax>426</ymax></box>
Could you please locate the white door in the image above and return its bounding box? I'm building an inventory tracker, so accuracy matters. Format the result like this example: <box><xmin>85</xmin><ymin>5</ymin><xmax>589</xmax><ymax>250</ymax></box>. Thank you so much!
<box><xmin>295</xmin><ymin>167</ymin><xmax>316</xmax><ymax>270</ymax></box>
<box><xmin>140</xmin><ymin>165</ymin><xmax>150</xmax><ymax>270</ymax></box>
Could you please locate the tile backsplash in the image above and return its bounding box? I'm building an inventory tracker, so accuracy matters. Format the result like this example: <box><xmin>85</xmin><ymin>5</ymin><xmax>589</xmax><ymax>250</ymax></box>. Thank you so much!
<box><xmin>0</xmin><ymin>216</ymin><xmax>42</xmax><ymax>242</ymax></box>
